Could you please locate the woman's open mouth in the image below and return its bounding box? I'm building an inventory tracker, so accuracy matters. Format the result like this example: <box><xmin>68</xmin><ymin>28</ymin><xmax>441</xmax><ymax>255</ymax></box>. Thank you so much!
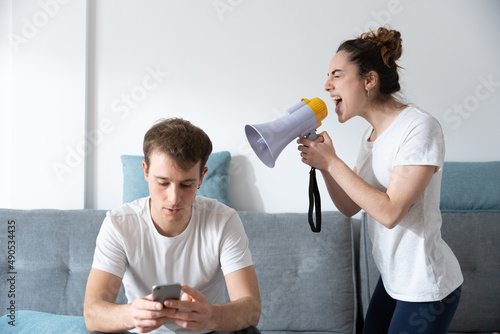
<box><xmin>332</xmin><ymin>96</ymin><xmax>343</xmax><ymax>113</ymax></box>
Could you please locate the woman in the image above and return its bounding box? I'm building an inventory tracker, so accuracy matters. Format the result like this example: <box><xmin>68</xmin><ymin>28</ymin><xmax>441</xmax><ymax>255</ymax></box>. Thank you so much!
<box><xmin>297</xmin><ymin>27</ymin><xmax>463</xmax><ymax>333</ymax></box>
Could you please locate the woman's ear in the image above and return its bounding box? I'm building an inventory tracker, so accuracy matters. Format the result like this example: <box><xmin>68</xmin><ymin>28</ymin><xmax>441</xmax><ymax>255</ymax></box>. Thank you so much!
<box><xmin>364</xmin><ymin>70</ymin><xmax>379</xmax><ymax>92</ymax></box>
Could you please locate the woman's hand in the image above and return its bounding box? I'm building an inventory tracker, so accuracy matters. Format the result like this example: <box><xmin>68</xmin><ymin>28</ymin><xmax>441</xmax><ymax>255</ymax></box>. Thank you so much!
<box><xmin>297</xmin><ymin>131</ymin><xmax>338</xmax><ymax>171</ymax></box>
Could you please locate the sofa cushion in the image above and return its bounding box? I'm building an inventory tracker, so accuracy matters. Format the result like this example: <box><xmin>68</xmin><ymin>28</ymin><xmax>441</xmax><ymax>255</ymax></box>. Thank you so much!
<box><xmin>359</xmin><ymin>211</ymin><xmax>500</xmax><ymax>332</ymax></box>
<box><xmin>440</xmin><ymin>161</ymin><xmax>500</xmax><ymax>212</ymax></box>
<box><xmin>239</xmin><ymin>211</ymin><xmax>357</xmax><ymax>334</ymax></box>
<box><xmin>0</xmin><ymin>310</ymin><xmax>87</xmax><ymax>333</ymax></box>
<box><xmin>121</xmin><ymin>151</ymin><xmax>232</xmax><ymax>207</ymax></box>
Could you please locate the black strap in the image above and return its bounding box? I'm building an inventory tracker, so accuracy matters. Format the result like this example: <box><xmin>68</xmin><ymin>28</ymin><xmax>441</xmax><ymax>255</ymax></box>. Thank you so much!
<box><xmin>308</xmin><ymin>167</ymin><xmax>322</xmax><ymax>232</ymax></box>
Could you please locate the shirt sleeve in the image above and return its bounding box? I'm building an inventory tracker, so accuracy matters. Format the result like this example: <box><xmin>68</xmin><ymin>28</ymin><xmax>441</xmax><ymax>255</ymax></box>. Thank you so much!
<box><xmin>91</xmin><ymin>214</ymin><xmax>128</xmax><ymax>278</ymax></box>
<box><xmin>219</xmin><ymin>212</ymin><xmax>253</xmax><ymax>276</ymax></box>
<box><xmin>394</xmin><ymin>115</ymin><xmax>445</xmax><ymax>170</ymax></box>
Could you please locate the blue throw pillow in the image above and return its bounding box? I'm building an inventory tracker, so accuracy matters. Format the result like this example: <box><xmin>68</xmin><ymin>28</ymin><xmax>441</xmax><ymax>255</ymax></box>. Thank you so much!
<box><xmin>440</xmin><ymin>161</ymin><xmax>500</xmax><ymax>212</ymax></box>
<box><xmin>121</xmin><ymin>151</ymin><xmax>231</xmax><ymax>207</ymax></box>
<box><xmin>0</xmin><ymin>310</ymin><xmax>87</xmax><ymax>333</ymax></box>
<box><xmin>121</xmin><ymin>154</ymin><xmax>149</xmax><ymax>204</ymax></box>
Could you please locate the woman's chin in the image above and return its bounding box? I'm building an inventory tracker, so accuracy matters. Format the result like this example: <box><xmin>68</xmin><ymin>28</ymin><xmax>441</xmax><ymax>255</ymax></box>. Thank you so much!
<box><xmin>336</xmin><ymin>111</ymin><xmax>349</xmax><ymax>123</ymax></box>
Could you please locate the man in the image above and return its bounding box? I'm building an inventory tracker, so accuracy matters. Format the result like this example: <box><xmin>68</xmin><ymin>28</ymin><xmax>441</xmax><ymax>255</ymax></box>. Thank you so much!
<box><xmin>84</xmin><ymin>118</ymin><xmax>261</xmax><ymax>334</ymax></box>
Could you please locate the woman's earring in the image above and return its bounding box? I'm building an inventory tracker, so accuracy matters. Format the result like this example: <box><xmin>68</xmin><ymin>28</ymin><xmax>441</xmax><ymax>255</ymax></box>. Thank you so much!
<box><xmin>367</xmin><ymin>89</ymin><xmax>370</xmax><ymax>97</ymax></box>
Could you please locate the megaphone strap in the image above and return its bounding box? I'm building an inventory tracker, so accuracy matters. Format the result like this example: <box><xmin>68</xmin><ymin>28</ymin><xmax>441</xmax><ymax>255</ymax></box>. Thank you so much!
<box><xmin>308</xmin><ymin>167</ymin><xmax>322</xmax><ymax>233</ymax></box>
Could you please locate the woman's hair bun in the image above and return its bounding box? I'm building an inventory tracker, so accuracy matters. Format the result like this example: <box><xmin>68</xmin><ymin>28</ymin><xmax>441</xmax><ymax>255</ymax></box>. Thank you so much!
<box><xmin>359</xmin><ymin>26</ymin><xmax>402</xmax><ymax>67</ymax></box>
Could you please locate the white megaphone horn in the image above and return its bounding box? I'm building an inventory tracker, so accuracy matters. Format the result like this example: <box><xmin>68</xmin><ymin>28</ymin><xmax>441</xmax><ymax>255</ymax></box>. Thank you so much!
<box><xmin>245</xmin><ymin>98</ymin><xmax>328</xmax><ymax>168</ymax></box>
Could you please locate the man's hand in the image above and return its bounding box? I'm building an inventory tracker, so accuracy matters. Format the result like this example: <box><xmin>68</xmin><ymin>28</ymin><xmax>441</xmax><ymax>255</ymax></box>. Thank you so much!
<box><xmin>163</xmin><ymin>284</ymin><xmax>213</xmax><ymax>332</ymax></box>
<box><xmin>164</xmin><ymin>267</ymin><xmax>261</xmax><ymax>333</ymax></box>
<box><xmin>130</xmin><ymin>294</ymin><xmax>177</xmax><ymax>333</ymax></box>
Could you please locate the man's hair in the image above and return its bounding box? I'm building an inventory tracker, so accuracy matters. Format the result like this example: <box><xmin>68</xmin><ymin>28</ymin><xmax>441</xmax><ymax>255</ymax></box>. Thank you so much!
<box><xmin>143</xmin><ymin>118</ymin><xmax>212</xmax><ymax>175</ymax></box>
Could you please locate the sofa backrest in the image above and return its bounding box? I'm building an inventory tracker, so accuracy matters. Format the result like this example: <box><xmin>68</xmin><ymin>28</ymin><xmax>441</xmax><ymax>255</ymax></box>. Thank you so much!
<box><xmin>0</xmin><ymin>209</ymin><xmax>127</xmax><ymax>317</ymax></box>
<box><xmin>359</xmin><ymin>161</ymin><xmax>500</xmax><ymax>333</ymax></box>
<box><xmin>238</xmin><ymin>211</ymin><xmax>357</xmax><ymax>334</ymax></box>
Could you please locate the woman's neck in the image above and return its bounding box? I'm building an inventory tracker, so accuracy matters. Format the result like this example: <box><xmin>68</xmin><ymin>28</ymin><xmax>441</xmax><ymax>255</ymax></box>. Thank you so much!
<box><xmin>364</xmin><ymin>99</ymin><xmax>407</xmax><ymax>142</ymax></box>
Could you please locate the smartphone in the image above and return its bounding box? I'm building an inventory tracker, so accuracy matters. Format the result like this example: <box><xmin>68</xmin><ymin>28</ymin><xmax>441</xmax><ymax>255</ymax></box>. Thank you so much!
<box><xmin>152</xmin><ymin>283</ymin><xmax>181</xmax><ymax>303</ymax></box>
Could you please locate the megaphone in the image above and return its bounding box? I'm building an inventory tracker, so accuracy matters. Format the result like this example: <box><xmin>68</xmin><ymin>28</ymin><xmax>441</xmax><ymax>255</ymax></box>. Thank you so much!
<box><xmin>245</xmin><ymin>97</ymin><xmax>328</xmax><ymax>233</ymax></box>
<box><xmin>245</xmin><ymin>98</ymin><xmax>328</xmax><ymax>168</ymax></box>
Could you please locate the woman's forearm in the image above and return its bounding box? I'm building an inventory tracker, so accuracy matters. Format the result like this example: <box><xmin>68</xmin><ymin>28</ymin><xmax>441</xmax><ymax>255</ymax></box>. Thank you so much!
<box><xmin>320</xmin><ymin>168</ymin><xmax>361</xmax><ymax>217</ymax></box>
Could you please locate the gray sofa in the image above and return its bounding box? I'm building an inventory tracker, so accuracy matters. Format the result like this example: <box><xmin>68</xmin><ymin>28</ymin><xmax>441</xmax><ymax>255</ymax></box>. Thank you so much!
<box><xmin>1</xmin><ymin>161</ymin><xmax>500</xmax><ymax>333</ymax></box>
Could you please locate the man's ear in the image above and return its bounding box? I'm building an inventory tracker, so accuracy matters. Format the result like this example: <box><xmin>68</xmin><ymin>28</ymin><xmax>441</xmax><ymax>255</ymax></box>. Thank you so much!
<box><xmin>364</xmin><ymin>70</ymin><xmax>379</xmax><ymax>92</ymax></box>
<box><xmin>198</xmin><ymin>166</ymin><xmax>208</xmax><ymax>188</ymax></box>
<box><xmin>142</xmin><ymin>160</ymin><xmax>149</xmax><ymax>182</ymax></box>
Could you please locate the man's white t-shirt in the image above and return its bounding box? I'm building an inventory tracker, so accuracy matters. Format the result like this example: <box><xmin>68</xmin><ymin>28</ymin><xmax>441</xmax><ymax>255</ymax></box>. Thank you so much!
<box><xmin>92</xmin><ymin>196</ymin><xmax>253</xmax><ymax>333</ymax></box>
<box><xmin>357</xmin><ymin>106</ymin><xmax>463</xmax><ymax>302</ymax></box>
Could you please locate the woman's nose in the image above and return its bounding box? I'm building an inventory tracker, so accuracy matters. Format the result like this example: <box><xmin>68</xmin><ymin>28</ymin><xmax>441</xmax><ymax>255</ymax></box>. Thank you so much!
<box><xmin>324</xmin><ymin>77</ymin><xmax>333</xmax><ymax>91</ymax></box>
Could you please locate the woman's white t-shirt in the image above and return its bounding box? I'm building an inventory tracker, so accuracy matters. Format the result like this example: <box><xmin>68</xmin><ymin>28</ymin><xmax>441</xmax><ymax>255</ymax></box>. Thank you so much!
<box><xmin>356</xmin><ymin>106</ymin><xmax>463</xmax><ymax>302</ymax></box>
<box><xmin>92</xmin><ymin>196</ymin><xmax>253</xmax><ymax>333</ymax></box>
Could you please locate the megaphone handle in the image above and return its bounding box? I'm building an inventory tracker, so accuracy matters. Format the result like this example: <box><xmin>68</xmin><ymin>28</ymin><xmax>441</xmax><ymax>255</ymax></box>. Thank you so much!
<box><xmin>308</xmin><ymin>167</ymin><xmax>322</xmax><ymax>233</ymax></box>
<box><xmin>308</xmin><ymin>132</ymin><xmax>318</xmax><ymax>140</ymax></box>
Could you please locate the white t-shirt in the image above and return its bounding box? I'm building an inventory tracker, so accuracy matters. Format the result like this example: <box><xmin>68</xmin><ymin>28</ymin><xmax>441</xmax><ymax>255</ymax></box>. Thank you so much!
<box><xmin>92</xmin><ymin>196</ymin><xmax>253</xmax><ymax>333</ymax></box>
<box><xmin>357</xmin><ymin>106</ymin><xmax>463</xmax><ymax>302</ymax></box>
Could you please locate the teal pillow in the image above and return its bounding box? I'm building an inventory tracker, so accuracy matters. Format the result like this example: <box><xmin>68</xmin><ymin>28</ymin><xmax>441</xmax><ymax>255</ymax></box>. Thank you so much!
<box><xmin>121</xmin><ymin>151</ymin><xmax>231</xmax><ymax>207</ymax></box>
<box><xmin>121</xmin><ymin>154</ymin><xmax>149</xmax><ymax>204</ymax></box>
<box><xmin>440</xmin><ymin>161</ymin><xmax>500</xmax><ymax>212</ymax></box>
<box><xmin>0</xmin><ymin>310</ymin><xmax>87</xmax><ymax>333</ymax></box>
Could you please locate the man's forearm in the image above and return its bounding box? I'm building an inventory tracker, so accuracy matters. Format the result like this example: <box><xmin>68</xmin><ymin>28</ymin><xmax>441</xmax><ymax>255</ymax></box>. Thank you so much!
<box><xmin>207</xmin><ymin>296</ymin><xmax>261</xmax><ymax>332</ymax></box>
<box><xmin>84</xmin><ymin>299</ymin><xmax>133</xmax><ymax>333</ymax></box>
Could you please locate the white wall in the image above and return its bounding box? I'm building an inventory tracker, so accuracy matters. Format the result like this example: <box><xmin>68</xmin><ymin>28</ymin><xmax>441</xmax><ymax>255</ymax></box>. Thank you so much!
<box><xmin>1</xmin><ymin>0</ymin><xmax>87</xmax><ymax>209</ymax></box>
<box><xmin>2</xmin><ymin>0</ymin><xmax>500</xmax><ymax>212</ymax></box>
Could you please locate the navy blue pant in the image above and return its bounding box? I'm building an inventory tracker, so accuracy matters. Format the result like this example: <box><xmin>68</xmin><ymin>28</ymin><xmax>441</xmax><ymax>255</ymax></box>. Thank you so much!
<box><xmin>363</xmin><ymin>277</ymin><xmax>462</xmax><ymax>334</ymax></box>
